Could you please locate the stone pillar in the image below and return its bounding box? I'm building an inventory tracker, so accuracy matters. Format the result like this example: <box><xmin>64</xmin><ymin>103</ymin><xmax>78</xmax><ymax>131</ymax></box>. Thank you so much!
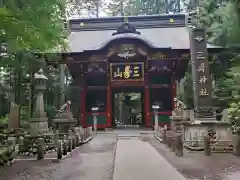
<box><xmin>8</xmin><ymin>102</ymin><xmax>20</xmax><ymax>129</ymax></box>
<box><xmin>57</xmin><ymin>140</ymin><xmax>62</xmax><ymax>159</ymax></box>
<box><xmin>171</xmin><ymin>75</ymin><xmax>176</xmax><ymax>111</ymax></box>
<box><xmin>154</xmin><ymin>113</ymin><xmax>158</xmax><ymax>134</ymax></box>
<box><xmin>30</xmin><ymin>69</ymin><xmax>48</xmax><ymax>136</ymax></box>
<box><xmin>93</xmin><ymin>115</ymin><xmax>97</xmax><ymax>134</ymax></box>
<box><xmin>80</xmin><ymin>82</ymin><xmax>86</xmax><ymax>127</ymax></box>
<box><xmin>37</xmin><ymin>138</ymin><xmax>44</xmax><ymax>160</ymax></box>
<box><xmin>189</xmin><ymin>28</ymin><xmax>214</xmax><ymax>119</ymax></box>
<box><xmin>152</xmin><ymin>105</ymin><xmax>159</xmax><ymax>134</ymax></box>
<box><xmin>204</xmin><ymin>134</ymin><xmax>211</xmax><ymax>156</ymax></box>
<box><xmin>8</xmin><ymin>71</ymin><xmax>20</xmax><ymax>129</ymax></box>
<box><xmin>59</xmin><ymin>64</ymin><xmax>65</xmax><ymax>106</ymax></box>
<box><xmin>106</xmin><ymin>86</ymin><xmax>112</xmax><ymax>128</ymax></box>
<box><xmin>144</xmin><ymin>86</ymin><xmax>151</xmax><ymax>127</ymax></box>
<box><xmin>92</xmin><ymin>107</ymin><xmax>99</xmax><ymax>134</ymax></box>
<box><xmin>233</xmin><ymin>134</ymin><xmax>240</xmax><ymax>156</ymax></box>
<box><xmin>175</xmin><ymin>134</ymin><xmax>183</xmax><ymax>156</ymax></box>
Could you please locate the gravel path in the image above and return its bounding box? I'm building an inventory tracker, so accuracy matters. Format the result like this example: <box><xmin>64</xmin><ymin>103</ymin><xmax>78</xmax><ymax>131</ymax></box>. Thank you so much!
<box><xmin>0</xmin><ymin>134</ymin><xmax>117</xmax><ymax>180</ymax></box>
<box><xmin>148</xmin><ymin>137</ymin><xmax>240</xmax><ymax>180</ymax></box>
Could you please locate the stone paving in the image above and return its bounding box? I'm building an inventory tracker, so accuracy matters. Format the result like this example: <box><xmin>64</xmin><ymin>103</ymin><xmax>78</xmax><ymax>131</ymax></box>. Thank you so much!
<box><xmin>113</xmin><ymin>137</ymin><xmax>187</xmax><ymax>180</ymax></box>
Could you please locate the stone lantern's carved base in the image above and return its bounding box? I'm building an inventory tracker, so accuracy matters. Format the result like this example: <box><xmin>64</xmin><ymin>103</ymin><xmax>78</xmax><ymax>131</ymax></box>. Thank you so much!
<box><xmin>30</xmin><ymin>117</ymin><xmax>49</xmax><ymax>136</ymax></box>
<box><xmin>52</xmin><ymin>112</ymin><xmax>76</xmax><ymax>133</ymax></box>
<box><xmin>183</xmin><ymin>121</ymin><xmax>232</xmax><ymax>151</ymax></box>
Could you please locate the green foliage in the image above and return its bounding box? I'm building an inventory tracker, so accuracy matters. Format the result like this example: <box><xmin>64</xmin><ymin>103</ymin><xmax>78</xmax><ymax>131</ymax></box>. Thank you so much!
<box><xmin>67</xmin><ymin>0</ymin><xmax>106</xmax><ymax>17</ymax></box>
<box><xmin>177</xmin><ymin>71</ymin><xmax>194</xmax><ymax>108</ymax></box>
<box><xmin>20</xmin><ymin>106</ymin><xmax>28</xmax><ymax>121</ymax></box>
<box><xmin>0</xmin><ymin>115</ymin><xmax>8</xmax><ymax>125</ymax></box>
<box><xmin>45</xmin><ymin>105</ymin><xmax>58</xmax><ymax>127</ymax></box>
<box><xmin>197</xmin><ymin>0</ymin><xmax>240</xmax><ymax>47</ymax></box>
<box><xmin>20</xmin><ymin>120</ymin><xmax>30</xmax><ymax>129</ymax></box>
<box><xmin>106</xmin><ymin>0</ymin><xmax>181</xmax><ymax>16</ymax></box>
<box><xmin>0</xmin><ymin>0</ymin><xmax>69</xmax><ymax>127</ymax></box>
<box><xmin>1</xmin><ymin>0</ymin><xmax>67</xmax><ymax>53</ymax></box>
<box><xmin>45</xmin><ymin>105</ymin><xmax>58</xmax><ymax>120</ymax></box>
<box><xmin>212</xmin><ymin>77</ymin><xmax>233</xmax><ymax>107</ymax></box>
<box><xmin>228</xmin><ymin>101</ymin><xmax>240</xmax><ymax>134</ymax></box>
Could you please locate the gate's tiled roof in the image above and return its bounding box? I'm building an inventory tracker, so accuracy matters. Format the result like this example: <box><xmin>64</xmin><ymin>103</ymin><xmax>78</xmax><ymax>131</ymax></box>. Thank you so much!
<box><xmin>67</xmin><ymin>14</ymin><xmax>219</xmax><ymax>53</ymax></box>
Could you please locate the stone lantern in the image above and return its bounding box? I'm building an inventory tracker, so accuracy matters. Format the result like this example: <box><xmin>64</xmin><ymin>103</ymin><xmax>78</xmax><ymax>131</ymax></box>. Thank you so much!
<box><xmin>30</xmin><ymin>69</ymin><xmax>48</xmax><ymax>136</ymax></box>
<box><xmin>152</xmin><ymin>104</ymin><xmax>160</xmax><ymax>134</ymax></box>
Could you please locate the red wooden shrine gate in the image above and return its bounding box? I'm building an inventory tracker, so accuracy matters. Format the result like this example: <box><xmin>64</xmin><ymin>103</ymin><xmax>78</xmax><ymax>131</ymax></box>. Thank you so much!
<box><xmin>76</xmin><ymin>42</ymin><xmax>179</xmax><ymax>129</ymax></box>
<box><xmin>60</xmin><ymin>14</ymin><xmax>220</xmax><ymax>129</ymax></box>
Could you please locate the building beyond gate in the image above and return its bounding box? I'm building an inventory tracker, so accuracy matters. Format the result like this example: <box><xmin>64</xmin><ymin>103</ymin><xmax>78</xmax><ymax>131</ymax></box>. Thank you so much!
<box><xmin>49</xmin><ymin>14</ymin><xmax>221</xmax><ymax>129</ymax></box>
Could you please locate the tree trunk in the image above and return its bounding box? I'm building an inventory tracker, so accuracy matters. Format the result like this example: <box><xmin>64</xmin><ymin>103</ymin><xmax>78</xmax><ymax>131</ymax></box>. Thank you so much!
<box><xmin>120</xmin><ymin>0</ymin><xmax>124</xmax><ymax>16</ymax></box>
<box><xmin>177</xmin><ymin>0</ymin><xmax>180</xmax><ymax>13</ymax></box>
<box><xmin>165</xmin><ymin>0</ymin><xmax>169</xmax><ymax>14</ymax></box>
<box><xmin>156</xmin><ymin>0</ymin><xmax>160</xmax><ymax>14</ymax></box>
<box><xmin>59</xmin><ymin>64</ymin><xmax>65</xmax><ymax>106</ymax></box>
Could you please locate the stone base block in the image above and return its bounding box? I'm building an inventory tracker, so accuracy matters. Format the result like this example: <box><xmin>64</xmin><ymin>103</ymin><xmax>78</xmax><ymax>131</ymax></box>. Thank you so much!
<box><xmin>30</xmin><ymin>117</ymin><xmax>48</xmax><ymax>135</ymax></box>
<box><xmin>183</xmin><ymin>121</ymin><xmax>232</xmax><ymax>149</ymax></box>
<box><xmin>52</xmin><ymin>117</ymin><xmax>76</xmax><ymax>133</ymax></box>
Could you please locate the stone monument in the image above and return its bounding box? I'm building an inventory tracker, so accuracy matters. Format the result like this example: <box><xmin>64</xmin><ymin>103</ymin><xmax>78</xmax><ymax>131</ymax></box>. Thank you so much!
<box><xmin>8</xmin><ymin>102</ymin><xmax>20</xmax><ymax>129</ymax></box>
<box><xmin>29</xmin><ymin>69</ymin><xmax>49</xmax><ymax>136</ymax></box>
<box><xmin>4</xmin><ymin>73</ymin><xmax>20</xmax><ymax>129</ymax></box>
<box><xmin>182</xmin><ymin>28</ymin><xmax>232</xmax><ymax>147</ymax></box>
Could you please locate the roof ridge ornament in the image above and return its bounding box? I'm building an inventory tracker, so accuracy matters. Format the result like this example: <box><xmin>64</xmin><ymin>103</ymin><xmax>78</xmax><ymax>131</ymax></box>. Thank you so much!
<box><xmin>112</xmin><ymin>23</ymin><xmax>141</xmax><ymax>36</ymax></box>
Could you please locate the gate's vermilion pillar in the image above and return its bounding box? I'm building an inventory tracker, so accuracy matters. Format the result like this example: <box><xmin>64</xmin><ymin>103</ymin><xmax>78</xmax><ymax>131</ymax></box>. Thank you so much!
<box><xmin>144</xmin><ymin>86</ymin><xmax>151</xmax><ymax>127</ymax></box>
<box><xmin>80</xmin><ymin>74</ymin><xmax>87</xmax><ymax>127</ymax></box>
<box><xmin>106</xmin><ymin>85</ymin><xmax>112</xmax><ymax>127</ymax></box>
<box><xmin>171</xmin><ymin>76</ymin><xmax>176</xmax><ymax>111</ymax></box>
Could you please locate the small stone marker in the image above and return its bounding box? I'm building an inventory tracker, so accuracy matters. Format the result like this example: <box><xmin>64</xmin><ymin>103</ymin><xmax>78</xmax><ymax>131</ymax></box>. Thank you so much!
<box><xmin>175</xmin><ymin>134</ymin><xmax>183</xmax><ymax>156</ymax></box>
<box><xmin>57</xmin><ymin>140</ymin><xmax>62</xmax><ymax>159</ymax></box>
<box><xmin>63</xmin><ymin>140</ymin><xmax>68</xmax><ymax>155</ymax></box>
<box><xmin>170</xmin><ymin>134</ymin><xmax>176</xmax><ymax>152</ymax></box>
<box><xmin>64</xmin><ymin>135</ymin><xmax>68</xmax><ymax>141</ymax></box>
<box><xmin>68</xmin><ymin>129</ymin><xmax>73</xmax><ymax>137</ymax></box>
<box><xmin>76</xmin><ymin>135</ymin><xmax>80</xmax><ymax>147</ymax></box>
<box><xmin>19</xmin><ymin>136</ymin><xmax>24</xmax><ymax>146</ymax></box>
<box><xmin>233</xmin><ymin>135</ymin><xmax>240</xmax><ymax>156</ymax></box>
<box><xmin>162</xmin><ymin>128</ymin><xmax>167</xmax><ymax>144</ymax></box>
<box><xmin>167</xmin><ymin>133</ymin><xmax>171</xmax><ymax>148</ymax></box>
<box><xmin>204</xmin><ymin>134</ymin><xmax>211</xmax><ymax>156</ymax></box>
<box><xmin>7</xmin><ymin>137</ymin><xmax>16</xmax><ymax>150</ymax></box>
<box><xmin>37</xmin><ymin>138</ymin><xmax>44</xmax><ymax>160</ymax></box>
<box><xmin>8</xmin><ymin>103</ymin><xmax>20</xmax><ymax>129</ymax></box>
<box><xmin>54</xmin><ymin>130</ymin><xmax>59</xmax><ymax>146</ymax></box>
<box><xmin>72</xmin><ymin>136</ymin><xmax>76</xmax><ymax>149</ymax></box>
<box><xmin>68</xmin><ymin>137</ymin><xmax>72</xmax><ymax>152</ymax></box>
